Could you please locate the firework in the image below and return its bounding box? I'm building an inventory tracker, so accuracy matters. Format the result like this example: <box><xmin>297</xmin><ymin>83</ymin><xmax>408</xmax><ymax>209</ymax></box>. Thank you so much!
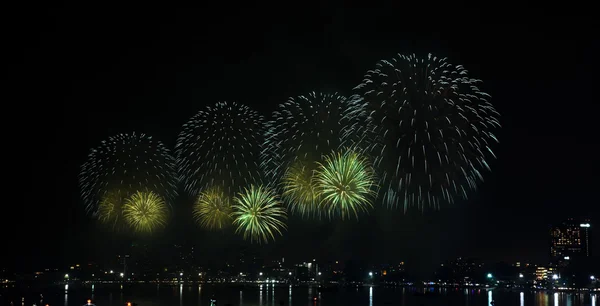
<box><xmin>354</xmin><ymin>53</ymin><xmax>500</xmax><ymax>210</ymax></box>
<box><xmin>79</xmin><ymin>133</ymin><xmax>178</xmax><ymax>215</ymax></box>
<box><xmin>231</xmin><ymin>185</ymin><xmax>287</xmax><ymax>244</ymax></box>
<box><xmin>262</xmin><ymin>92</ymin><xmax>368</xmax><ymax>185</ymax></box>
<box><xmin>176</xmin><ymin>102</ymin><xmax>265</xmax><ymax>196</ymax></box>
<box><xmin>281</xmin><ymin>160</ymin><xmax>321</xmax><ymax>218</ymax></box>
<box><xmin>193</xmin><ymin>187</ymin><xmax>233</xmax><ymax>230</ymax></box>
<box><xmin>97</xmin><ymin>189</ymin><xmax>127</xmax><ymax>230</ymax></box>
<box><xmin>123</xmin><ymin>190</ymin><xmax>169</xmax><ymax>234</ymax></box>
<box><xmin>314</xmin><ymin>150</ymin><xmax>377</xmax><ymax>220</ymax></box>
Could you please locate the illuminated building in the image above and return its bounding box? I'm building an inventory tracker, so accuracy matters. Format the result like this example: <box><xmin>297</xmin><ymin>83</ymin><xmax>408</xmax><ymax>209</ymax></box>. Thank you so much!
<box><xmin>535</xmin><ymin>266</ymin><xmax>558</xmax><ymax>281</ymax></box>
<box><xmin>536</xmin><ymin>267</ymin><xmax>548</xmax><ymax>280</ymax></box>
<box><xmin>550</xmin><ymin>218</ymin><xmax>591</xmax><ymax>263</ymax></box>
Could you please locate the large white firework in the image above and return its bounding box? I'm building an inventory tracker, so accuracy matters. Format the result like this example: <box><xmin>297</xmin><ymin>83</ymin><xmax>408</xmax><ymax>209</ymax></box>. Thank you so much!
<box><xmin>354</xmin><ymin>53</ymin><xmax>500</xmax><ymax>210</ymax></box>
<box><xmin>79</xmin><ymin>133</ymin><xmax>178</xmax><ymax>215</ymax></box>
<box><xmin>176</xmin><ymin>101</ymin><xmax>265</xmax><ymax>196</ymax></box>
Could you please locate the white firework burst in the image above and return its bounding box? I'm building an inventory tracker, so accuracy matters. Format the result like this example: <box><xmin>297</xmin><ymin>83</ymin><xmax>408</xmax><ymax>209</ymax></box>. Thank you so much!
<box><xmin>354</xmin><ymin>53</ymin><xmax>500</xmax><ymax>210</ymax></box>
<box><xmin>176</xmin><ymin>101</ymin><xmax>265</xmax><ymax>197</ymax></box>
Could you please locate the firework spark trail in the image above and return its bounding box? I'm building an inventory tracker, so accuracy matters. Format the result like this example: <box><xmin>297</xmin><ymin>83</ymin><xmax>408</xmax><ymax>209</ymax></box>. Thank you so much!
<box><xmin>281</xmin><ymin>160</ymin><xmax>322</xmax><ymax>218</ymax></box>
<box><xmin>354</xmin><ymin>53</ymin><xmax>500</xmax><ymax>211</ymax></box>
<box><xmin>97</xmin><ymin>189</ymin><xmax>127</xmax><ymax>231</ymax></box>
<box><xmin>176</xmin><ymin>102</ymin><xmax>265</xmax><ymax>197</ymax></box>
<box><xmin>79</xmin><ymin>133</ymin><xmax>178</xmax><ymax>215</ymax></box>
<box><xmin>262</xmin><ymin>92</ymin><xmax>369</xmax><ymax>187</ymax></box>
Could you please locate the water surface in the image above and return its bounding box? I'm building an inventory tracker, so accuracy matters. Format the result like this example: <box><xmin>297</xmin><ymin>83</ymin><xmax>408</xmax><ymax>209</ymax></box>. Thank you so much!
<box><xmin>1</xmin><ymin>284</ymin><xmax>597</xmax><ymax>306</ymax></box>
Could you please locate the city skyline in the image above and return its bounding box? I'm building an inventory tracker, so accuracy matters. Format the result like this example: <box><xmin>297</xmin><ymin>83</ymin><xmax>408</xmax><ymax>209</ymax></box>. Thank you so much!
<box><xmin>7</xmin><ymin>5</ymin><xmax>599</xmax><ymax>277</ymax></box>
<box><xmin>2</xmin><ymin>217</ymin><xmax>595</xmax><ymax>280</ymax></box>
<box><xmin>3</xmin><ymin>247</ymin><xmax>598</xmax><ymax>288</ymax></box>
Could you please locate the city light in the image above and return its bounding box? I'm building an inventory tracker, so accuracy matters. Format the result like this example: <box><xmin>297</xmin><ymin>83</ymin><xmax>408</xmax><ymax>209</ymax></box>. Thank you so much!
<box><xmin>40</xmin><ymin>250</ymin><xmax>599</xmax><ymax>292</ymax></box>
<box><xmin>580</xmin><ymin>223</ymin><xmax>590</xmax><ymax>228</ymax></box>
<box><xmin>564</xmin><ymin>256</ymin><xmax>570</xmax><ymax>260</ymax></box>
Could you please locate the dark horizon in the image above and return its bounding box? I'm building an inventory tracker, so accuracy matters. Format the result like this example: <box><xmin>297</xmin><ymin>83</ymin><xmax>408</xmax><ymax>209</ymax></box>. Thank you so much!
<box><xmin>7</xmin><ymin>5</ymin><xmax>598</xmax><ymax>276</ymax></box>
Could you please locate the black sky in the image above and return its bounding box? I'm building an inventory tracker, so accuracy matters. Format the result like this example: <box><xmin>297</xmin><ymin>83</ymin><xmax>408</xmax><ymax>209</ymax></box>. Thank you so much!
<box><xmin>7</xmin><ymin>3</ymin><xmax>599</xmax><ymax>276</ymax></box>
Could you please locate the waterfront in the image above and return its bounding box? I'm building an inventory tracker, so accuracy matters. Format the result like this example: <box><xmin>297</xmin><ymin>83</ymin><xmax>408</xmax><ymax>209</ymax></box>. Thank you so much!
<box><xmin>1</xmin><ymin>284</ymin><xmax>598</xmax><ymax>306</ymax></box>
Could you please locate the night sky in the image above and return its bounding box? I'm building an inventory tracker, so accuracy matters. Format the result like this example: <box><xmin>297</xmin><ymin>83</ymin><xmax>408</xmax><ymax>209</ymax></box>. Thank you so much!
<box><xmin>7</xmin><ymin>4</ymin><xmax>598</xmax><ymax>276</ymax></box>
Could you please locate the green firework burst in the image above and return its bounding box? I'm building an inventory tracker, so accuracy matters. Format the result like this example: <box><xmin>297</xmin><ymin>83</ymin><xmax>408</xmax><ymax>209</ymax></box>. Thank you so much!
<box><xmin>314</xmin><ymin>151</ymin><xmax>377</xmax><ymax>220</ymax></box>
<box><xmin>231</xmin><ymin>185</ymin><xmax>287</xmax><ymax>244</ymax></box>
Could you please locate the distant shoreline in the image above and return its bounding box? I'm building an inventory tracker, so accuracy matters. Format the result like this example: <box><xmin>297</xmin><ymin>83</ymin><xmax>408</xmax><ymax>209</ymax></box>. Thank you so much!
<box><xmin>3</xmin><ymin>281</ymin><xmax>599</xmax><ymax>293</ymax></box>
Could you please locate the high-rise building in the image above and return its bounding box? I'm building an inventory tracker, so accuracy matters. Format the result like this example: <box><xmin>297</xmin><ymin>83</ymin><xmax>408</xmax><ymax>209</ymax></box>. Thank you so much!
<box><xmin>550</xmin><ymin>218</ymin><xmax>591</xmax><ymax>263</ymax></box>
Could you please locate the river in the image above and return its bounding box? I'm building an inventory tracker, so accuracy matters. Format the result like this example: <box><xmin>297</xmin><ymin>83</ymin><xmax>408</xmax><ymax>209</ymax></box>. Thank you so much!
<box><xmin>1</xmin><ymin>284</ymin><xmax>597</xmax><ymax>306</ymax></box>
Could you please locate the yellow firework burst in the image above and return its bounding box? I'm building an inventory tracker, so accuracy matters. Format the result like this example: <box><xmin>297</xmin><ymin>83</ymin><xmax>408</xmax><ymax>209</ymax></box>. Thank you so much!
<box><xmin>193</xmin><ymin>187</ymin><xmax>232</xmax><ymax>230</ymax></box>
<box><xmin>281</xmin><ymin>160</ymin><xmax>322</xmax><ymax>218</ymax></box>
<box><xmin>97</xmin><ymin>190</ymin><xmax>127</xmax><ymax>230</ymax></box>
<box><xmin>314</xmin><ymin>150</ymin><xmax>377</xmax><ymax>220</ymax></box>
<box><xmin>231</xmin><ymin>185</ymin><xmax>287</xmax><ymax>244</ymax></box>
<box><xmin>123</xmin><ymin>190</ymin><xmax>169</xmax><ymax>234</ymax></box>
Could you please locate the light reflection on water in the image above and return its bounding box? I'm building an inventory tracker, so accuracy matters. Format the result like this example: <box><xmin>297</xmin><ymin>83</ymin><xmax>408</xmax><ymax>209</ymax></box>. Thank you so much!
<box><xmin>521</xmin><ymin>291</ymin><xmax>524</xmax><ymax>306</ymax></box>
<box><xmin>179</xmin><ymin>284</ymin><xmax>183</xmax><ymax>306</ymax></box>
<box><xmin>9</xmin><ymin>284</ymin><xmax>599</xmax><ymax>306</ymax></box>
<box><xmin>537</xmin><ymin>291</ymin><xmax>548</xmax><ymax>306</ymax></box>
<box><xmin>271</xmin><ymin>284</ymin><xmax>275</xmax><ymax>305</ymax></box>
